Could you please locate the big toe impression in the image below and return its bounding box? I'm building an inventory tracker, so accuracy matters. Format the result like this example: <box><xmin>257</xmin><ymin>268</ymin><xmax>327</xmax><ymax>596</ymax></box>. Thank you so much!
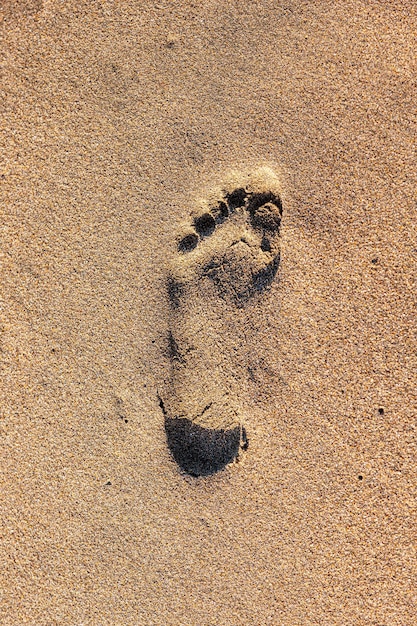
<box><xmin>248</xmin><ymin>192</ymin><xmax>282</xmax><ymax>231</ymax></box>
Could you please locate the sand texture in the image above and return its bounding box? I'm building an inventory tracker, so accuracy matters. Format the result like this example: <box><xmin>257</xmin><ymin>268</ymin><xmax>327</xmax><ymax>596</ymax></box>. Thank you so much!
<box><xmin>1</xmin><ymin>1</ymin><xmax>416</xmax><ymax>624</ymax></box>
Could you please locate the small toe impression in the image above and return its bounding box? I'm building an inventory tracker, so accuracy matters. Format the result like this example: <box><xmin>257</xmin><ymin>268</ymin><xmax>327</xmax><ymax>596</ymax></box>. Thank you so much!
<box><xmin>248</xmin><ymin>192</ymin><xmax>282</xmax><ymax>232</ymax></box>
<box><xmin>194</xmin><ymin>213</ymin><xmax>216</xmax><ymax>238</ymax></box>
<box><xmin>165</xmin><ymin>416</ymin><xmax>241</xmax><ymax>477</ymax></box>
<box><xmin>178</xmin><ymin>232</ymin><xmax>199</xmax><ymax>253</ymax></box>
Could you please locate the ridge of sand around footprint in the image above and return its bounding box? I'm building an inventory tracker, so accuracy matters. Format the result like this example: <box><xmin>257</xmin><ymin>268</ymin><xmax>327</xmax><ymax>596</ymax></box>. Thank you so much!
<box><xmin>161</xmin><ymin>167</ymin><xmax>283</xmax><ymax>476</ymax></box>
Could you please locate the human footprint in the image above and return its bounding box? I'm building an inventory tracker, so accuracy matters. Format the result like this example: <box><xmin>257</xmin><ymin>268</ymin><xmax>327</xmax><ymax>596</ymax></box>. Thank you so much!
<box><xmin>160</xmin><ymin>167</ymin><xmax>283</xmax><ymax>476</ymax></box>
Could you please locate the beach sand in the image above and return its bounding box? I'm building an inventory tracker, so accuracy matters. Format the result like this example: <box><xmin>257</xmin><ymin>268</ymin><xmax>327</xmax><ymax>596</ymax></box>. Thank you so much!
<box><xmin>1</xmin><ymin>1</ymin><xmax>416</xmax><ymax>624</ymax></box>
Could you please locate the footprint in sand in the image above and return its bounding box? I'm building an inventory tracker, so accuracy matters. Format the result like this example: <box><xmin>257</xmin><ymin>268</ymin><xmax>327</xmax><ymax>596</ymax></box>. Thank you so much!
<box><xmin>160</xmin><ymin>167</ymin><xmax>283</xmax><ymax>477</ymax></box>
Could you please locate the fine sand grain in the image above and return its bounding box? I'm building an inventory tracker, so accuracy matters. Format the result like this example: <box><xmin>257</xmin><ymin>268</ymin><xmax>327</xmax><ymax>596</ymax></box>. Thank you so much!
<box><xmin>1</xmin><ymin>1</ymin><xmax>416</xmax><ymax>625</ymax></box>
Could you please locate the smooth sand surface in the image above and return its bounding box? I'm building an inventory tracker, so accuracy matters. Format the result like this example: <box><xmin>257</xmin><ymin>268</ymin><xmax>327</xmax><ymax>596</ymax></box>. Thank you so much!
<box><xmin>1</xmin><ymin>1</ymin><xmax>416</xmax><ymax>624</ymax></box>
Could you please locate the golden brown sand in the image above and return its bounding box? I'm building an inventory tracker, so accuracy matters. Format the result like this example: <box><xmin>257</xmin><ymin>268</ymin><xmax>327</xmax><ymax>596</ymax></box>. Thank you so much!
<box><xmin>1</xmin><ymin>1</ymin><xmax>416</xmax><ymax>624</ymax></box>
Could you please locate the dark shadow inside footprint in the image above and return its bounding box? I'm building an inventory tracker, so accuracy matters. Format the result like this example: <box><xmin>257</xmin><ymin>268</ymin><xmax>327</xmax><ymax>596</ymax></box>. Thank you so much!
<box><xmin>167</xmin><ymin>277</ymin><xmax>183</xmax><ymax>308</ymax></box>
<box><xmin>163</xmin><ymin>411</ymin><xmax>241</xmax><ymax>477</ymax></box>
<box><xmin>261</xmin><ymin>236</ymin><xmax>272</xmax><ymax>252</ymax></box>
<box><xmin>252</xmin><ymin>253</ymin><xmax>281</xmax><ymax>294</ymax></box>
<box><xmin>167</xmin><ymin>331</ymin><xmax>185</xmax><ymax>363</ymax></box>
<box><xmin>247</xmin><ymin>191</ymin><xmax>282</xmax><ymax>214</ymax></box>
<box><xmin>226</xmin><ymin>187</ymin><xmax>247</xmax><ymax>211</ymax></box>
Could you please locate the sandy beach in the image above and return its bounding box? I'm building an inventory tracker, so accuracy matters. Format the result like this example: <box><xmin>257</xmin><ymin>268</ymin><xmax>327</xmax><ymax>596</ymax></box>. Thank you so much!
<box><xmin>1</xmin><ymin>1</ymin><xmax>416</xmax><ymax>624</ymax></box>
